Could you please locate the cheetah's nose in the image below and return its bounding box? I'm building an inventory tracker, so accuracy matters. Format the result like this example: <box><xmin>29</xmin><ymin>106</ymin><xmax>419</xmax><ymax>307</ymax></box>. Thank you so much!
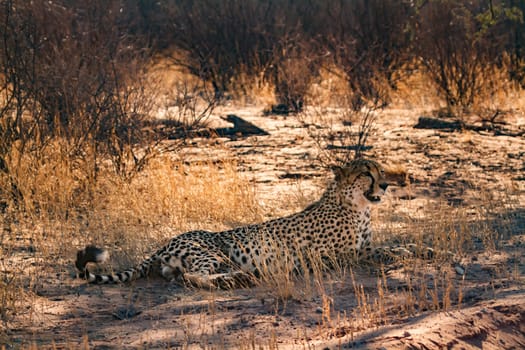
<box><xmin>379</xmin><ymin>183</ymin><xmax>388</xmax><ymax>191</ymax></box>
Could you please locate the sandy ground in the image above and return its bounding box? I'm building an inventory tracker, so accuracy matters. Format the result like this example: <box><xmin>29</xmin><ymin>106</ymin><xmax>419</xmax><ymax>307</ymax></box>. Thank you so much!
<box><xmin>3</xmin><ymin>105</ymin><xmax>525</xmax><ymax>349</ymax></box>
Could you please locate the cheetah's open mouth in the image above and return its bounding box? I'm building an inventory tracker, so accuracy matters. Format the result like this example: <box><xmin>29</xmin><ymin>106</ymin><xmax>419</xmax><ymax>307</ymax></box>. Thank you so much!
<box><xmin>365</xmin><ymin>192</ymin><xmax>381</xmax><ymax>202</ymax></box>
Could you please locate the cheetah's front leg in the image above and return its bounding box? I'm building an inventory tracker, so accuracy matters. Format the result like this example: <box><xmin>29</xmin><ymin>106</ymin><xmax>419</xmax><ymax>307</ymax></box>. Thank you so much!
<box><xmin>364</xmin><ymin>244</ymin><xmax>436</xmax><ymax>264</ymax></box>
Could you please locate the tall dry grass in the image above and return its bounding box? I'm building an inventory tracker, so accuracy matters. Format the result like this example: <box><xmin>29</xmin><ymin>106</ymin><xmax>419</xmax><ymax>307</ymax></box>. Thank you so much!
<box><xmin>2</xmin><ymin>139</ymin><xmax>522</xmax><ymax>346</ymax></box>
<box><xmin>0</xmin><ymin>145</ymin><xmax>263</xmax><ymax>328</ymax></box>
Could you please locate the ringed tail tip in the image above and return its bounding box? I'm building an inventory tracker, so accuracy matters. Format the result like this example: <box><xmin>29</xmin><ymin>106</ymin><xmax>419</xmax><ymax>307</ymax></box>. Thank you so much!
<box><xmin>75</xmin><ymin>245</ymin><xmax>108</xmax><ymax>272</ymax></box>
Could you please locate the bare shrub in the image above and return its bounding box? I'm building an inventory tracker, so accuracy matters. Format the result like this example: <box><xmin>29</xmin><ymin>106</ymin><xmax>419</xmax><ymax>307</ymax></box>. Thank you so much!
<box><xmin>156</xmin><ymin>73</ymin><xmax>218</xmax><ymax>137</ymax></box>
<box><xmin>165</xmin><ymin>0</ymin><xmax>281</xmax><ymax>97</ymax></box>
<box><xmin>0</xmin><ymin>0</ymin><xmax>162</xmax><ymax>212</ymax></box>
<box><xmin>300</xmin><ymin>103</ymin><xmax>380</xmax><ymax>169</ymax></box>
<box><xmin>476</xmin><ymin>2</ymin><xmax>525</xmax><ymax>87</ymax></box>
<box><xmin>160</xmin><ymin>0</ymin><xmax>324</xmax><ymax>112</ymax></box>
<box><xmin>314</xmin><ymin>0</ymin><xmax>413</xmax><ymax>111</ymax></box>
<box><xmin>415</xmin><ymin>0</ymin><xmax>515</xmax><ymax>118</ymax></box>
<box><xmin>270</xmin><ymin>37</ymin><xmax>321</xmax><ymax>113</ymax></box>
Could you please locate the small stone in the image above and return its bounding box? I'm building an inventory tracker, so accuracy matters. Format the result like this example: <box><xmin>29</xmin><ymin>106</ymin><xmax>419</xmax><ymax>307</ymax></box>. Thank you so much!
<box><xmin>454</xmin><ymin>265</ymin><xmax>465</xmax><ymax>276</ymax></box>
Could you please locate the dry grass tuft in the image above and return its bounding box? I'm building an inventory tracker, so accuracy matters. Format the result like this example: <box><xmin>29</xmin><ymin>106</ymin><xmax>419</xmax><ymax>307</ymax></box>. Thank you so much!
<box><xmin>229</xmin><ymin>70</ymin><xmax>277</xmax><ymax>106</ymax></box>
<box><xmin>0</xmin><ymin>148</ymin><xmax>263</xmax><ymax>327</ymax></box>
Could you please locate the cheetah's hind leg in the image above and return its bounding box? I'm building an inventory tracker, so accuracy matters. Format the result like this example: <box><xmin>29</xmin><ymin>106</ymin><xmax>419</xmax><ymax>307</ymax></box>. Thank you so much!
<box><xmin>183</xmin><ymin>271</ymin><xmax>254</xmax><ymax>289</ymax></box>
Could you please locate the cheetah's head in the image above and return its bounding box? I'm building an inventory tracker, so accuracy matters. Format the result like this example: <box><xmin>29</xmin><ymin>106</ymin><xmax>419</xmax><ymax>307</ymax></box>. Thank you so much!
<box><xmin>333</xmin><ymin>159</ymin><xmax>390</xmax><ymax>208</ymax></box>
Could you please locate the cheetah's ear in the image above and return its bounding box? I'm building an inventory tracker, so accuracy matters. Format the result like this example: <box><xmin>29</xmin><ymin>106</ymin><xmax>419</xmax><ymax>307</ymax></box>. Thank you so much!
<box><xmin>331</xmin><ymin>165</ymin><xmax>350</xmax><ymax>181</ymax></box>
<box><xmin>331</xmin><ymin>165</ymin><xmax>343</xmax><ymax>181</ymax></box>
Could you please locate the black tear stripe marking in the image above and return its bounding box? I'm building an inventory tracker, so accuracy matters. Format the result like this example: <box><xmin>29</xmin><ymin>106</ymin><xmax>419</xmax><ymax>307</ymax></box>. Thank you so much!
<box><xmin>365</xmin><ymin>161</ymin><xmax>382</xmax><ymax>193</ymax></box>
<box><xmin>368</xmin><ymin>171</ymin><xmax>375</xmax><ymax>190</ymax></box>
<box><xmin>363</xmin><ymin>169</ymin><xmax>375</xmax><ymax>194</ymax></box>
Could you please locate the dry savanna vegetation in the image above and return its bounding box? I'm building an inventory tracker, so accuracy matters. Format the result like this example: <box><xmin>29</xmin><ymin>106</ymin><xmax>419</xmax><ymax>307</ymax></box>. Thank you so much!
<box><xmin>1</xmin><ymin>0</ymin><xmax>524</xmax><ymax>349</ymax></box>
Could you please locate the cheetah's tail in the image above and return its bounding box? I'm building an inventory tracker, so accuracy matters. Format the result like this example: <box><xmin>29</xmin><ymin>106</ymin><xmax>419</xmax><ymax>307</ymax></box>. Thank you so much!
<box><xmin>75</xmin><ymin>245</ymin><xmax>153</xmax><ymax>284</ymax></box>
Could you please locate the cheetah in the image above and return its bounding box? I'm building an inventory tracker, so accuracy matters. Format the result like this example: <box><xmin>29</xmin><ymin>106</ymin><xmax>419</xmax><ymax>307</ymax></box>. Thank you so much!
<box><xmin>76</xmin><ymin>158</ymin><xmax>406</xmax><ymax>288</ymax></box>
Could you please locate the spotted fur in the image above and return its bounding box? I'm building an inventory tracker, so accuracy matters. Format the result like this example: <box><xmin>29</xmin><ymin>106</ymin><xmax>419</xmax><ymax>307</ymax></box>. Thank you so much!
<box><xmin>76</xmin><ymin>159</ymin><xmax>395</xmax><ymax>288</ymax></box>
